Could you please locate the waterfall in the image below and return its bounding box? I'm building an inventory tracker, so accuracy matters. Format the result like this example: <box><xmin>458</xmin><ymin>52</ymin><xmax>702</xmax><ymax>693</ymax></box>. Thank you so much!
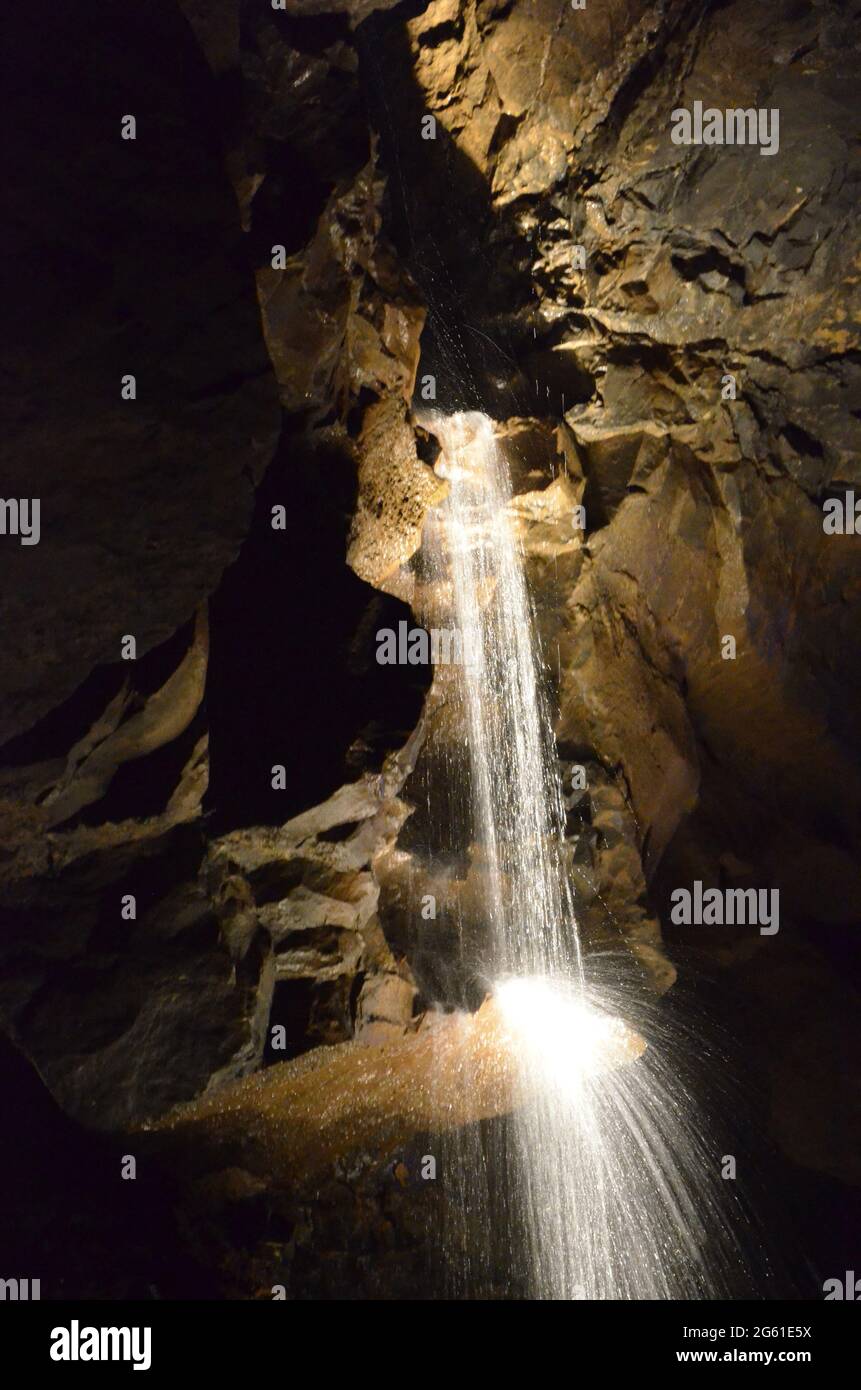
<box><xmin>420</xmin><ymin>411</ymin><xmax>749</xmax><ymax>1300</ymax></box>
<box><xmin>431</xmin><ymin>411</ymin><xmax>581</xmax><ymax>983</ymax></box>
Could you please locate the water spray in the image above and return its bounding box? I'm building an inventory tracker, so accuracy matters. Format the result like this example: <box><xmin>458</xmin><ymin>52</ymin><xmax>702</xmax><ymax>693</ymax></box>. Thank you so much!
<box><xmin>422</xmin><ymin>410</ymin><xmax>746</xmax><ymax>1299</ymax></box>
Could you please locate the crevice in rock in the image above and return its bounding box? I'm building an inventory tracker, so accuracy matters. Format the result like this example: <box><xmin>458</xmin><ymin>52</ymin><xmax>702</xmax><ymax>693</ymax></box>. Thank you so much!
<box><xmin>204</xmin><ymin>419</ymin><xmax>430</xmax><ymax>831</ymax></box>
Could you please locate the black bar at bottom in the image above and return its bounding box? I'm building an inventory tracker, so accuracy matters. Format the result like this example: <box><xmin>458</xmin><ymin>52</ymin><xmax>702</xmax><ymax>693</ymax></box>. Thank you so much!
<box><xmin>1</xmin><ymin>1298</ymin><xmax>856</xmax><ymax>1377</ymax></box>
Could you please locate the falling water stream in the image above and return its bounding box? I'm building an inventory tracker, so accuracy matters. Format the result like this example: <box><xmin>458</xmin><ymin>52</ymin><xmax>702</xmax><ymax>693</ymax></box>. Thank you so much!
<box><xmin>432</xmin><ymin>412</ymin><xmax>581</xmax><ymax>984</ymax></box>
<box><xmin>422</xmin><ymin>411</ymin><xmax>749</xmax><ymax>1299</ymax></box>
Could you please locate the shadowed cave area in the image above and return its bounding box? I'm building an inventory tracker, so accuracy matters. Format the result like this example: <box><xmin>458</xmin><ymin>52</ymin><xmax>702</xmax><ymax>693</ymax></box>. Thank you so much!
<box><xmin>1</xmin><ymin>0</ymin><xmax>860</xmax><ymax>1305</ymax></box>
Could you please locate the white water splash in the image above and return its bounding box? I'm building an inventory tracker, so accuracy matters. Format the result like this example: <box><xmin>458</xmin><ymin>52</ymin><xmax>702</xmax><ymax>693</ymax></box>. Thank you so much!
<box><xmin>423</xmin><ymin>411</ymin><xmax>746</xmax><ymax>1299</ymax></box>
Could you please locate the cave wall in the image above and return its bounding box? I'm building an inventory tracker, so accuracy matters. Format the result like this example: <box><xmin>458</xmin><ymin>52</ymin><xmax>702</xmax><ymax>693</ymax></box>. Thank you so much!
<box><xmin>354</xmin><ymin>0</ymin><xmax>861</xmax><ymax>1183</ymax></box>
<box><xmin>1</xmin><ymin>0</ymin><xmax>860</xmax><ymax>1296</ymax></box>
<box><xmin>0</xmin><ymin>0</ymin><xmax>432</xmax><ymax>1133</ymax></box>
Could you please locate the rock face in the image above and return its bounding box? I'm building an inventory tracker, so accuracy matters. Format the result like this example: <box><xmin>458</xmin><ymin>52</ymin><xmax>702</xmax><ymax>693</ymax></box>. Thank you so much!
<box><xmin>0</xmin><ymin>743</ymin><xmax>423</xmax><ymax>1130</ymax></box>
<box><xmin>1</xmin><ymin>0</ymin><xmax>860</xmax><ymax>1297</ymax></box>
<box><xmin>359</xmin><ymin>0</ymin><xmax>861</xmax><ymax>1186</ymax></box>
<box><xmin>1</xmin><ymin>0</ymin><xmax>280</xmax><ymax>748</ymax></box>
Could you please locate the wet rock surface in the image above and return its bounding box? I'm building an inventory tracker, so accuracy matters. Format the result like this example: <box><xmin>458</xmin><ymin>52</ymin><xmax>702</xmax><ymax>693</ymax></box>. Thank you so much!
<box><xmin>363</xmin><ymin>0</ymin><xmax>861</xmax><ymax>1199</ymax></box>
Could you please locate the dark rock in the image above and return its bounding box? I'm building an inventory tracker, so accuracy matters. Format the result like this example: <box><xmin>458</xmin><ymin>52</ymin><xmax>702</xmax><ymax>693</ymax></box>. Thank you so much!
<box><xmin>0</xmin><ymin>0</ymin><xmax>279</xmax><ymax>747</ymax></box>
